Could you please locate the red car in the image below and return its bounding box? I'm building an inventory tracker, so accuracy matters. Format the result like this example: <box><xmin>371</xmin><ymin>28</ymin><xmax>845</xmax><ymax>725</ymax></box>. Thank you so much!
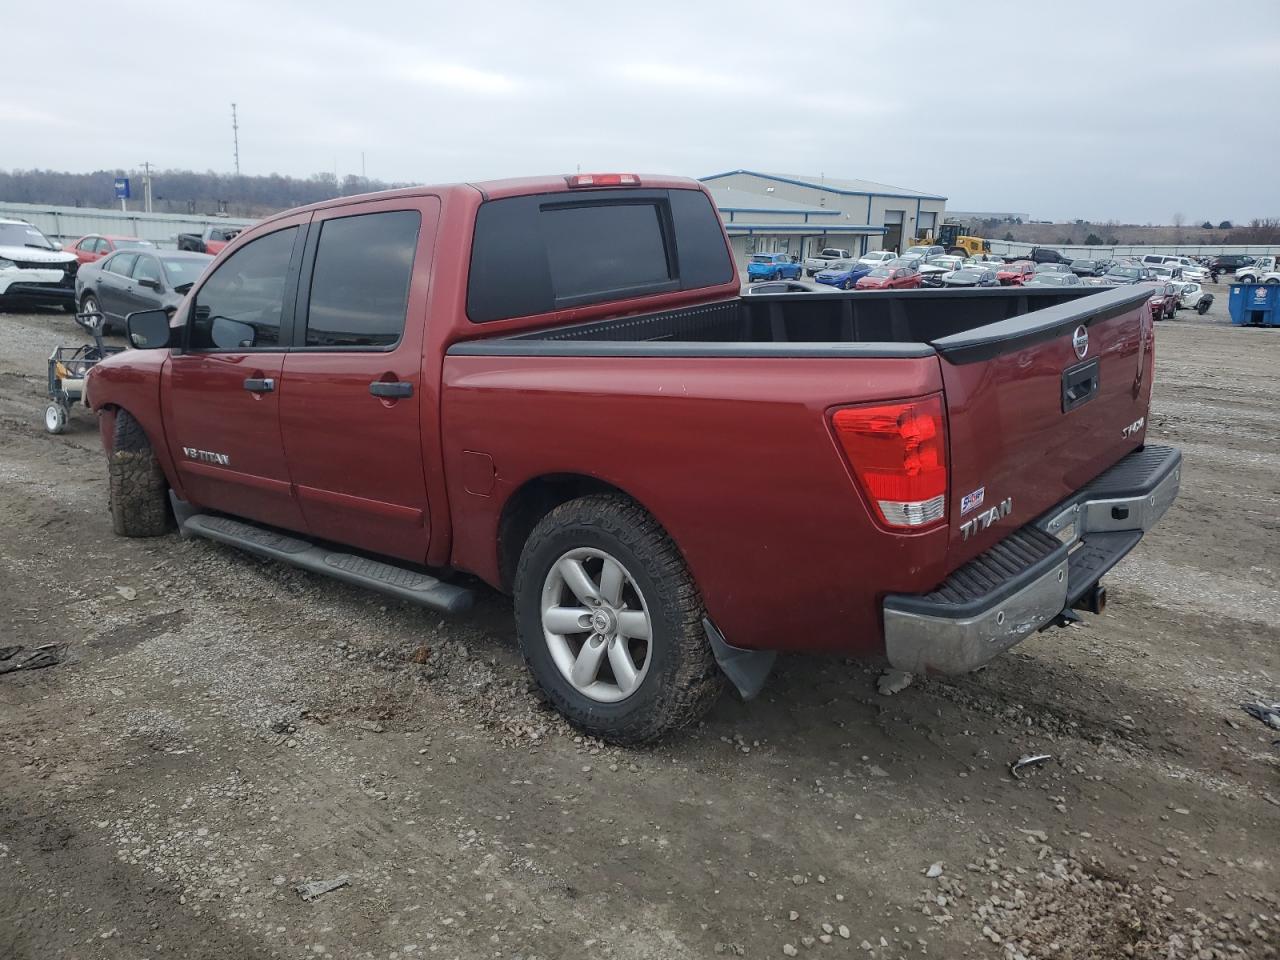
<box><xmin>88</xmin><ymin>172</ymin><xmax>1179</xmax><ymax>743</ymax></box>
<box><xmin>996</xmin><ymin>260</ymin><xmax>1036</xmax><ymax>286</ymax></box>
<box><xmin>855</xmin><ymin>265</ymin><xmax>921</xmax><ymax>289</ymax></box>
<box><xmin>66</xmin><ymin>234</ymin><xmax>156</xmax><ymax>265</ymax></box>
<box><xmin>1144</xmin><ymin>281</ymin><xmax>1178</xmax><ymax>320</ymax></box>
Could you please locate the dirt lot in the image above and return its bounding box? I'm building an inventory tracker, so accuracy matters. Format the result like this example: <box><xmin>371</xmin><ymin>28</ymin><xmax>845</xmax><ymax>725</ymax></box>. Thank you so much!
<box><xmin>1</xmin><ymin>291</ymin><xmax>1277</xmax><ymax>960</ymax></box>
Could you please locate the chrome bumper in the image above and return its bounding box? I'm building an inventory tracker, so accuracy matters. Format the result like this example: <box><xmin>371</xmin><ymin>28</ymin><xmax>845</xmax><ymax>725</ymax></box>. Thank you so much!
<box><xmin>883</xmin><ymin>446</ymin><xmax>1181</xmax><ymax>676</ymax></box>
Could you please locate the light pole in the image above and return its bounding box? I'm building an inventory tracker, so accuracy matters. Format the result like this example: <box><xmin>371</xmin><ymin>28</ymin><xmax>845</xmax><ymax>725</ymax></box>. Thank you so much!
<box><xmin>139</xmin><ymin>161</ymin><xmax>153</xmax><ymax>213</ymax></box>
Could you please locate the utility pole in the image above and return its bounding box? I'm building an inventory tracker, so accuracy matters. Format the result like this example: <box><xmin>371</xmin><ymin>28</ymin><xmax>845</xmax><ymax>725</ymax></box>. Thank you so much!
<box><xmin>139</xmin><ymin>161</ymin><xmax>153</xmax><ymax>213</ymax></box>
<box><xmin>231</xmin><ymin>103</ymin><xmax>240</xmax><ymax>175</ymax></box>
<box><xmin>361</xmin><ymin>152</ymin><xmax>366</xmax><ymax>182</ymax></box>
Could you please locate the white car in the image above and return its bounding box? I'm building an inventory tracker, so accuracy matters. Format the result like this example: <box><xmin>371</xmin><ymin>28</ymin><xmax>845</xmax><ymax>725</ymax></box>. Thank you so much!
<box><xmin>858</xmin><ymin>250</ymin><xmax>897</xmax><ymax>268</ymax></box>
<box><xmin>1178</xmin><ymin>282</ymin><xmax>1213</xmax><ymax>314</ymax></box>
<box><xmin>0</xmin><ymin>218</ymin><xmax>78</xmax><ymax>311</ymax></box>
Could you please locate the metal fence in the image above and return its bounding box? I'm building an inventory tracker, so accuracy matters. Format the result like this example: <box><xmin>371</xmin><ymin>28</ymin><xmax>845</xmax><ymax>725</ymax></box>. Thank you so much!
<box><xmin>989</xmin><ymin>240</ymin><xmax>1278</xmax><ymax>260</ymax></box>
<box><xmin>0</xmin><ymin>201</ymin><xmax>257</xmax><ymax>249</ymax></box>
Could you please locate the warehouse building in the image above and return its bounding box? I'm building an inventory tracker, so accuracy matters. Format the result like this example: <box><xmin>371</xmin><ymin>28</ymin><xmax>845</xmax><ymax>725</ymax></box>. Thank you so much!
<box><xmin>701</xmin><ymin>170</ymin><xmax>947</xmax><ymax>268</ymax></box>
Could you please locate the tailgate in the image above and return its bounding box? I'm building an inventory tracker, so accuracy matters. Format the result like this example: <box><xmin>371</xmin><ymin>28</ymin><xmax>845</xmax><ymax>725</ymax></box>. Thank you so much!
<box><xmin>930</xmin><ymin>285</ymin><xmax>1155</xmax><ymax>566</ymax></box>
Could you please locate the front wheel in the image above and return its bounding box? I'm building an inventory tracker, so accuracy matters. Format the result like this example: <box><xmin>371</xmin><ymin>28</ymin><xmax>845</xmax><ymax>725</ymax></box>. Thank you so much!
<box><xmin>44</xmin><ymin>403</ymin><xmax>67</xmax><ymax>435</ymax></box>
<box><xmin>108</xmin><ymin>408</ymin><xmax>172</xmax><ymax>537</ymax></box>
<box><xmin>514</xmin><ymin>495</ymin><xmax>725</xmax><ymax>744</ymax></box>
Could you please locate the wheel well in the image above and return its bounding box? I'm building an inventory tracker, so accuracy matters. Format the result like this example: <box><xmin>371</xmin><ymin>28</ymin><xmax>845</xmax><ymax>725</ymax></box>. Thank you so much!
<box><xmin>497</xmin><ymin>474</ymin><xmax>637</xmax><ymax>592</ymax></box>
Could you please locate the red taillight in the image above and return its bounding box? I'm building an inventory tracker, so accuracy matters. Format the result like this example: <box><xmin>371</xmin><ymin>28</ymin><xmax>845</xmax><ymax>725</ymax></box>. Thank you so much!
<box><xmin>831</xmin><ymin>395</ymin><xmax>948</xmax><ymax>529</ymax></box>
<box><xmin>566</xmin><ymin>173</ymin><xmax>640</xmax><ymax>188</ymax></box>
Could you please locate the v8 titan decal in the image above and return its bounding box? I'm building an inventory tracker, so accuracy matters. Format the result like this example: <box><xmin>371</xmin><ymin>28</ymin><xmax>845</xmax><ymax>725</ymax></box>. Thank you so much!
<box><xmin>1120</xmin><ymin>416</ymin><xmax>1145</xmax><ymax>439</ymax></box>
<box><xmin>182</xmin><ymin>447</ymin><xmax>230</xmax><ymax>466</ymax></box>
<box><xmin>959</xmin><ymin>497</ymin><xmax>1012</xmax><ymax>541</ymax></box>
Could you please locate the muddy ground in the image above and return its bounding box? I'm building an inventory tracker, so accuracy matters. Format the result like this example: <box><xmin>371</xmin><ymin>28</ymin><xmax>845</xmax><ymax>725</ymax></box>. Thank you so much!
<box><xmin>1</xmin><ymin>290</ymin><xmax>1277</xmax><ymax>960</ymax></box>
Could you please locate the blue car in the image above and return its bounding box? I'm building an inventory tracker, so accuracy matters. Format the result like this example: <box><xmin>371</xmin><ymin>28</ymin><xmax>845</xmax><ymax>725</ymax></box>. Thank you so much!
<box><xmin>746</xmin><ymin>252</ymin><xmax>802</xmax><ymax>282</ymax></box>
<box><xmin>814</xmin><ymin>260</ymin><xmax>872</xmax><ymax>290</ymax></box>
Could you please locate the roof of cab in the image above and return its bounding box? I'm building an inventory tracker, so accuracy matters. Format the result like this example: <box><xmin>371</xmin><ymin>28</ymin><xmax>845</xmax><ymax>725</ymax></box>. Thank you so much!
<box><xmin>248</xmin><ymin>173</ymin><xmax>707</xmax><ymax>230</ymax></box>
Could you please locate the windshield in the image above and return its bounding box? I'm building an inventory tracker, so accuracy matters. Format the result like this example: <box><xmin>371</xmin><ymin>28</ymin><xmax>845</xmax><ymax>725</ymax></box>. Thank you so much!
<box><xmin>115</xmin><ymin>238</ymin><xmax>156</xmax><ymax>249</ymax></box>
<box><xmin>1072</xmin><ymin>260</ymin><xmax>1095</xmax><ymax>268</ymax></box>
<box><xmin>161</xmin><ymin>256</ymin><xmax>212</xmax><ymax>284</ymax></box>
<box><xmin>824</xmin><ymin>261</ymin><xmax>853</xmax><ymax>271</ymax></box>
<box><xmin>867</xmin><ymin>268</ymin><xmax>891</xmax><ymax>278</ymax></box>
<box><xmin>951</xmin><ymin>270</ymin><xmax>982</xmax><ymax>280</ymax></box>
<box><xmin>750</xmin><ymin>255</ymin><xmax>773</xmax><ymax>264</ymax></box>
<box><xmin>1033</xmin><ymin>274</ymin><xmax>1068</xmax><ymax>285</ymax></box>
<box><xmin>865</xmin><ymin>251</ymin><xmax>891</xmax><ymax>260</ymax></box>
<box><xmin>904</xmin><ymin>246</ymin><xmax>929</xmax><ymax>256</ymax></box>
<box><xmin>0</xmin><ymin>222</ymin><xmax>55</xmax><ymax>250</ymax></box>
<box><xmin>1108</xmin><ymin>266</ymin><xmax>1141</xmax><ymax>279</ymax></box>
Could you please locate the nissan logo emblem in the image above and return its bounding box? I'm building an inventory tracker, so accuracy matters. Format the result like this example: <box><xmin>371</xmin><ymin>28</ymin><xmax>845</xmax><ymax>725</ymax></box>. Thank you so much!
<box><xmin>1072</xmin><ymin>325</ymin><xmax>1089</xmax><ymax>359</ymax></box>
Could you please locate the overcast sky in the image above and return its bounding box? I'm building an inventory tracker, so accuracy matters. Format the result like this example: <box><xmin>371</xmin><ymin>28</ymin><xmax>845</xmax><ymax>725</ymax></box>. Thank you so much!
<box><xmin>5</xmin><ymin>1</ymin><xmax>1278</xmax><ymax>223</ymax></box>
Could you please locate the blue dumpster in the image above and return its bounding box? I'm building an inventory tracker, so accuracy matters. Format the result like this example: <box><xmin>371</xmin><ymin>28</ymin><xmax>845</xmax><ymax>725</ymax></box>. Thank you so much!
<box><xmin>1228</xmin><ymin>283</ymin><xmax>1280</xmax><ymax>326</ymax></box>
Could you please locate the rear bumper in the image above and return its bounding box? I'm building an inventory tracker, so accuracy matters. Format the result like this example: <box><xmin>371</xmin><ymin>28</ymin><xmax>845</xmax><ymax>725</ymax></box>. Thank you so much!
<box><xmin>882</xmin><ymin>445</ymin><xmax>1181</xmax><ymax>675</ymax></box>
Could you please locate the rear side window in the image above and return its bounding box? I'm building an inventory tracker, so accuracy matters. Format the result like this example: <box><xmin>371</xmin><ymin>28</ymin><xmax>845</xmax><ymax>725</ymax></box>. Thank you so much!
<box><xmin>467</xmin><ymin>187</ymin><xmax>733</xmax><ymax>323</ymax></box>
<box><xmin>304</xmin><ymin>210</ymin><xmax>420</xmax><ymax>348</ymax></box>
<box><xmin>107</xmin><ymin>253</ymin><xmax>138</xmax><ymax>276</ymax></box>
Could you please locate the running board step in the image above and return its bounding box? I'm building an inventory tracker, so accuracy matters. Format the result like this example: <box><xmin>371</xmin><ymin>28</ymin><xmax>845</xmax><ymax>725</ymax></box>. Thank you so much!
<box><xmin>181</xmin><ymin>513</ymin><xmax>474</xmax><ymax>614</ymax></box>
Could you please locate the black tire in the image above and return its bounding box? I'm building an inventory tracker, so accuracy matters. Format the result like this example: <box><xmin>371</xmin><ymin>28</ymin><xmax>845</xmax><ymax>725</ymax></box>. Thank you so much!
<box><xmin>1266</xmin><ymin>277</ymin><xmax>1279</xmax><ymax>285</ymax></box>
<box><xmin>1197</xmin><ymin>301</ymin><xmax>1210</xmax><ymax>315</ymax></box>
<box><xmin>842</xmin><ymin>280</ymin><xmax>853</xmax><ymax>290</ymax></box>
<box><xmin>514</xmin><ymin>494</ymin><xmax>725</xmax><ymax>744</ymax></box>
<box><xmin>108</xmin><ymin>409</ymin><xmax>171</xmax><ymax>537</ymax></box>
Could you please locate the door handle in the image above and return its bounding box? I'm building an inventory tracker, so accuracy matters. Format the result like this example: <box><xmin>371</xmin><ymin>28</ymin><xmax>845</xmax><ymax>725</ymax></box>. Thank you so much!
<box><xmin>369</xmin><ymin>381</ymin><xmax>413</xmax><ymax>399</ymax></box>
<box><xmin>243</xmin><ymin>377</ymin><xmax>275</xmax><ymax>393</ymax></box>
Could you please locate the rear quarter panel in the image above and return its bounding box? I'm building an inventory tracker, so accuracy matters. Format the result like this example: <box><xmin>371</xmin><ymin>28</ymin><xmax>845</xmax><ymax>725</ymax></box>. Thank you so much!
<box><xmin>441</xmin><ymin>354</ymin><xmax>949</xmax><ymax>656</ymax></box>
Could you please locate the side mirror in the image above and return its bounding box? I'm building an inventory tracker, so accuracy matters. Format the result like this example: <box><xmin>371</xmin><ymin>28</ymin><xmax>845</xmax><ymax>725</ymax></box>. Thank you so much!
<box><xmin>51</xmin><ymin>241</ymin><xmax>63</xmax><ymax>251</ymax></box>
<box><xmin>126</xmin><ymin>309</ymin><xmax>172</xmax><ymax>350</ymax></box>
<box><xmin>138</xmin><ymin>277</ymin><xmax>162</xmax><ymax>291</ymax></box>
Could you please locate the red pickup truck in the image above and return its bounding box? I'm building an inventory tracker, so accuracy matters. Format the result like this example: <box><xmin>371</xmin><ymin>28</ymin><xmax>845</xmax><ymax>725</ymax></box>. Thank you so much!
<box><xmin>89</xmin><ymin>173</ymin><xmax>1180</xmax><ymax>743</ymax></box>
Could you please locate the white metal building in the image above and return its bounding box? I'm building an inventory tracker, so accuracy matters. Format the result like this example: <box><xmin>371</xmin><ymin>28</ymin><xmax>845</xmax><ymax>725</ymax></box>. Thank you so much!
<box><xmin>701</xmin><ymin>170</ymin><xmax>947</xmax><ymax>268</ymax></box>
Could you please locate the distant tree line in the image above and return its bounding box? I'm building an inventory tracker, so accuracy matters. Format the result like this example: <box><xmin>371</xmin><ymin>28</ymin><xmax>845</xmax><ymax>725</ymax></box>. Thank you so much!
<box><xmin>0</xmin><ymin>168</ymin><xmax>416</xmax><ymax>217</ymax></box>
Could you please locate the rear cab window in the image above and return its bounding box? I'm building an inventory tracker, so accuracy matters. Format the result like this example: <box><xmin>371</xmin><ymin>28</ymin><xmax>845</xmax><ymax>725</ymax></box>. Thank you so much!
<box><xmin>466</xmin><ymin>187</ymin><xmax>733</xmax><ymax>323</ymax></box>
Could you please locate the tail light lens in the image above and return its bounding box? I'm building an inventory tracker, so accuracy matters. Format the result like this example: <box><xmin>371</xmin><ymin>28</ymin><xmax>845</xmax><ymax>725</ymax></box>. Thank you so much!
<box><xmin>831</xmin><ymin>395</ymin><xmax>948</xmax><ymax>528</ymax></box>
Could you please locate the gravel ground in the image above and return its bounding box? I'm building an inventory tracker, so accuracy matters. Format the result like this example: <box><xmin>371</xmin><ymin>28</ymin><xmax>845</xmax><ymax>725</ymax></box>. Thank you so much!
<box><xmin>1</xmin><ymin>288</ymin><xmax>1277</xmax><ymax>960</ymax></box>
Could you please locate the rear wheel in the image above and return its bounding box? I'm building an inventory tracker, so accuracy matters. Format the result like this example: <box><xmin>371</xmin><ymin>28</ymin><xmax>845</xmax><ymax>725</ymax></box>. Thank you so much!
<box><xmin>514</xmin><ymin>494</ymin><xmax>725</xmax><ymax>744</ymax></box>
<box><xmin>1266</xmin><ymin>277</ymin><xmax>1279</xmax><ymax>285</ymax></box>
<box><xmin>108</xmin><ymin>409</ymin><xmax>171</xmax><ymax>537</ymax></box>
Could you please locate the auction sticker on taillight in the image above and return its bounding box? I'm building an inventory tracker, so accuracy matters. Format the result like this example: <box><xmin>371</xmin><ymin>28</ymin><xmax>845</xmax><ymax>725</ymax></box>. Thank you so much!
<box><xmin>960</xmin><ymin>486</ymin><xmax>985</xmax><ymax>515</ymax></box>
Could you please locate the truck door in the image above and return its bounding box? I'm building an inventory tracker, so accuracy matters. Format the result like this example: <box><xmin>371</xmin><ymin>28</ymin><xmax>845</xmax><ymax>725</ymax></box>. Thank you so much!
<box><xmin>279</xmin><ymin>197</ymin><xmax>439</xmax><ymax>563</ymax></box>
<box><xmin>161</xmin><ymin>217</ymin><xmax>308</xmax><ymax>530</ymax></box>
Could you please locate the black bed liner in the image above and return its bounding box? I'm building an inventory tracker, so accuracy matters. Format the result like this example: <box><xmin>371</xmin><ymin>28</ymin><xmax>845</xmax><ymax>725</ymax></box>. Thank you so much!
<box><xmin>448</xmin><ymin>285</ymin><xmax>1152</xmax><ymax>364</ymax></box>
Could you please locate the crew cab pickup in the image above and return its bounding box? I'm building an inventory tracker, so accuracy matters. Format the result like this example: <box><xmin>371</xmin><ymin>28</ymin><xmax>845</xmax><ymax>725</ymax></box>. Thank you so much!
<box><xmin>90</xmin><ymin>173</ymin><xmax>1180</xmax><ymax>744</ymax></box>
<box><xmin>176</xmin><ymin>224</ymin><xmax>244</xmax><ymax>255</ymax></box>
<box><xmin>803</xmin><ymin>247</ymin><xmax>852</xmax><ymax>276</ymax></box>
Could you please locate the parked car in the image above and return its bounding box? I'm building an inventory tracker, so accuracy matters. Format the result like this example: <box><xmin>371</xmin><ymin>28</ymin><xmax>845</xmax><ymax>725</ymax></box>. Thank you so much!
<box><xmin>1069</xmin><ymin>259</ymin><xmax>1104</xmax><ymax>277</ymax></box>
<box><xmin>1210</xmin><ymin>254</ymin><xmax>1254</xmax><ymax>274</ymax></box>
<box><xmin>66</xmin><ymin>234</ymin><xmax>157</xmax><ymax>265</ymax></box>
<box><xmin>0</xmin><ymin>217</ymin><xmax>79</xmax><ymax>311</ymax></box>
<box><xmin>1024</xmin><ymin>272</ymin><xmax>1083</xmax><ymax>287</ymax></box>
<box><xmin>176</xmin><ymin>224</ymin><xmax>244</xmax><ymax>255</ymax></box>
<box><xmin>814</xmin><ymin>260</ymin><xmax>872</xmax><ymax>290</ymax></box>
<box><xmin>1178</xmin><ymin>282</ymin><xmax>1213</xmax><ymax>314</ymax></box>
<box><xmin>76</xmin><ymin>250</ymin><xmax>213</xmax><ymax>333</ymax></box>
<box><xmin>855</xmin><ymin>265</ymin><xmax>922</xmax><ymax>289</ymax></box>
<box><xmin>901</xmin><ymin>244</ymin><xmax>945</xmax><ymax>264</ymax></box>
<box><xmin>1094</xmin><ymin>264</ymin><xmax>1153</xmax><ymax>286</ymax></box>
<box><xmin>919</xmin><ymin>256</ymin><xmax>964</xmax><ymax>287</ymax></box>
<box><xmin>1144</xmin><ymin>281</ymin><xmax>1179</xmax><ymax>320</ymax></box>
<box><xmin>941</xmin><ymin>266</ymin><xmax>1000</xmax><ymax>287</ymax></box>
<box><xmin>746</xmin><ymin>252</ymin><xmax>802</xmax><ymax>282</ymax></box>
<box><xmin>803</xmin><ymin>247</ymin><xmax>852</xmax><ymax>277</ymax></box>
<box><xmin>87</xmin><ymin>172</ymin><xmax>1179</xmax><ymax>744</ymax></box>
<box><xmin>858</xmin><ymin>250</ymin><xmax>897</xmax><ymax>268</ymax></box>
<box><xmin>1025</xmin><ymin>247</ymin><xmax>1072</xmax><ymax>265</ymax></box>
<box><xmin>996</xmin><ymin>261</ymin><xmax>1036</xmax><ymax>286</ymax></box>
<box><xmin>1034</xmin><ymin>263</ymin><xmax>1073</xmax><ymax>275</ymax></box>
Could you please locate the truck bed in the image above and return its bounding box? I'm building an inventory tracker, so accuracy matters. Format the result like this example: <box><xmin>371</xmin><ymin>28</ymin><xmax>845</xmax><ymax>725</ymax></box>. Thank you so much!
<box><xmin>449</xmin><ymin>285</ymin><xmax>1152</xmax><ymax>363</ymax></box>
